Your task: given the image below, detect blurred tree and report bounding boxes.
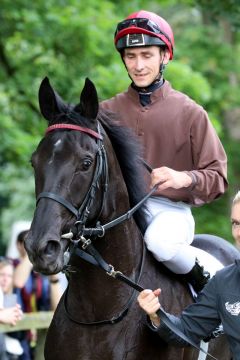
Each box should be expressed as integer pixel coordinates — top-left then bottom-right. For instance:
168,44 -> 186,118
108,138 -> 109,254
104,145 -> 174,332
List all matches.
0,0 -> 123,247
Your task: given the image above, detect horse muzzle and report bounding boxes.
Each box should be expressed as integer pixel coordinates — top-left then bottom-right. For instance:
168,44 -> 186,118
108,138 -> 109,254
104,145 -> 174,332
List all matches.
25,235 -> 67,274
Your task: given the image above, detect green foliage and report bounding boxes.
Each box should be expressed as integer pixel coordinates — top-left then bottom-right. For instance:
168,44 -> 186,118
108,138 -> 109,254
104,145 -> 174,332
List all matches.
193,194 -> 233,244
165,61 -> 211,105
197,0 -> 240,29
0,164 -> 35,251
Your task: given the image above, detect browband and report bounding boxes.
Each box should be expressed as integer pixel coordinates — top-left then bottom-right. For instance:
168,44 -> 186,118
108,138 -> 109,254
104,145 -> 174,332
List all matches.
46,123 -> 103,140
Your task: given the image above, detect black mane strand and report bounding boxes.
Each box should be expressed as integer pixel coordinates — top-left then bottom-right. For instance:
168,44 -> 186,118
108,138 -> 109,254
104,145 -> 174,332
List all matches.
98,109 -> 148,234
48,104 -> 92,128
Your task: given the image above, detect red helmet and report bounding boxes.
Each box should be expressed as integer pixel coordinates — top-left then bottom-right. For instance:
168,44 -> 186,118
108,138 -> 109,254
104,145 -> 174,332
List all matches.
114,10 -> 174,60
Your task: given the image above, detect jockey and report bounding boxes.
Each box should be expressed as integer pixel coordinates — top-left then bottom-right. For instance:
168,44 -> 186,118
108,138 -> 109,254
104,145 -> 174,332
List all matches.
100,10 -> 228,293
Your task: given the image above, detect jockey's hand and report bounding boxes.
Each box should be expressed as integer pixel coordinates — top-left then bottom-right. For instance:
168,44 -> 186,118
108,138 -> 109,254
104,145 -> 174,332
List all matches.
151,167 -> 192,191
137,289 -> 161,327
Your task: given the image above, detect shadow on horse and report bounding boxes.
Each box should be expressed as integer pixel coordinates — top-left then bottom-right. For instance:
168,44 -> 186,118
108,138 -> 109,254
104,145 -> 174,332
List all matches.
25,77 -> 239,360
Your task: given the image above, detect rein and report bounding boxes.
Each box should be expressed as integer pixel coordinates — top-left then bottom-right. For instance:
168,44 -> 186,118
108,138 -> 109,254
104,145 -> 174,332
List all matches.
63,236 -> 146,326
38,123 -> 217,360
64,235 -> 217,360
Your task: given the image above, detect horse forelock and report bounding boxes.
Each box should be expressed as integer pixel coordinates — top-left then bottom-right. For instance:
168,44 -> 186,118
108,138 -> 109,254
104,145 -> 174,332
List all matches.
47,104 -> 93,128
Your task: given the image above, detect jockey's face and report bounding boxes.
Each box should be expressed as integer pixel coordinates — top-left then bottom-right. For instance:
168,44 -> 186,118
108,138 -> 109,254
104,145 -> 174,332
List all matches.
123,46 -> 169,88
231,201 -> 240,250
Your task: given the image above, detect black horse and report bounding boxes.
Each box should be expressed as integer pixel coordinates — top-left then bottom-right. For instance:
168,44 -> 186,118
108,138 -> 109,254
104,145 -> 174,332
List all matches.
25,77 -> 238,360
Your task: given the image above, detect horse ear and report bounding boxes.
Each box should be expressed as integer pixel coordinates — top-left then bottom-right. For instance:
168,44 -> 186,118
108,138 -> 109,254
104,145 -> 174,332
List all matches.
38,77 -> 67,122
75,78 -> 99,121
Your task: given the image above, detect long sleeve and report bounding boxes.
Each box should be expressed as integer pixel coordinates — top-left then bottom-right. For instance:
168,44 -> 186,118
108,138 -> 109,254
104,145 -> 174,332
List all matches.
149,278 -> 221,346
185,107 -> 227,205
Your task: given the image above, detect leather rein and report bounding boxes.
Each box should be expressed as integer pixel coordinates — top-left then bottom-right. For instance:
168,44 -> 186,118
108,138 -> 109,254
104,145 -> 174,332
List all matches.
36,123 -> 217,360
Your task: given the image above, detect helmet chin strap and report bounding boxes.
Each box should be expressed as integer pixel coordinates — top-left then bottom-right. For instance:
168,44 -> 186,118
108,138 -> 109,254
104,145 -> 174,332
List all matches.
131,73 -> 163,93
132,75 -> 164,107
160,62 -> 165,74
131,60 -> 165,106
129,59 -> 166,93
129,73 -> 163,93
121,49 -> 166,92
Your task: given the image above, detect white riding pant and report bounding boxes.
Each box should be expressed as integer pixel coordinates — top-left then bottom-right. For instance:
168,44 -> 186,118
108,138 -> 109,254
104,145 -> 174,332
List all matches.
144,197 -> 223,277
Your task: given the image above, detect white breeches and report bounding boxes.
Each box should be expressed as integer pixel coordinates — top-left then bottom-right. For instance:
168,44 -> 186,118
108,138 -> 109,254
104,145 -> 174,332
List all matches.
144,197 -> 223,276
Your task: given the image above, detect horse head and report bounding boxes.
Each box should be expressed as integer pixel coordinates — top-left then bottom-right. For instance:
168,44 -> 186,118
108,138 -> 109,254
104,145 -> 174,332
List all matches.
25,77 -> 106,274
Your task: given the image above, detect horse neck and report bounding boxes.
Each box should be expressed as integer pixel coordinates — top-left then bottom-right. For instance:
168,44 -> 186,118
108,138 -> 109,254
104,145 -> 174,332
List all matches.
98,152 -> 143,271
65,133 -> 145,318
65,215 -> 143,322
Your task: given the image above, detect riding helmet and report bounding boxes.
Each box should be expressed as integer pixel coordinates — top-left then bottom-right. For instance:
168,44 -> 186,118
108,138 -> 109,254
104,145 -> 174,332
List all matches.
114,10 -> 174,60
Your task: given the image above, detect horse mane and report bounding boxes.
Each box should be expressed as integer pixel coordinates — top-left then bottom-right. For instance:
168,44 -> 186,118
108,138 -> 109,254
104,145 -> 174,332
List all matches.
98,109 -> 148,234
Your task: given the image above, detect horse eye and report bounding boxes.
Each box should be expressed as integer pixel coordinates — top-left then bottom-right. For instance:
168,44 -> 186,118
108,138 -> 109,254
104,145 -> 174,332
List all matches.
82,158 -> 93,170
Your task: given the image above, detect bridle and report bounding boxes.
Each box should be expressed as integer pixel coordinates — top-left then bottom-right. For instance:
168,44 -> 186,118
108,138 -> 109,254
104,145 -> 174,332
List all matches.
37,122 -> 156,242
37,122 -> 108,238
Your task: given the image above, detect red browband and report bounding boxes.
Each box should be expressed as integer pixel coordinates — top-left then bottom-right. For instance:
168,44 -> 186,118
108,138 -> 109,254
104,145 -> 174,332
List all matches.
45,124 -> 103,140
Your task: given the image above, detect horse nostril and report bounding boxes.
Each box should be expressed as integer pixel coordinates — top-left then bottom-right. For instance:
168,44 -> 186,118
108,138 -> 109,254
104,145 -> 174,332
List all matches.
44,240 -> 60,257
